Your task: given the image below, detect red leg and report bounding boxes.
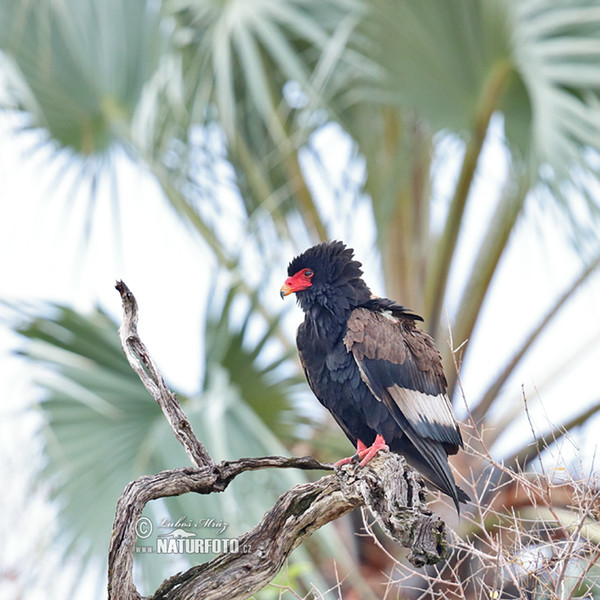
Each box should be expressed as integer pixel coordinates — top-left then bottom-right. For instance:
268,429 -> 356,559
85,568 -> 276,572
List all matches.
358,434 -> 389,466
334,436 -> 389,468
334,439 -> 367,468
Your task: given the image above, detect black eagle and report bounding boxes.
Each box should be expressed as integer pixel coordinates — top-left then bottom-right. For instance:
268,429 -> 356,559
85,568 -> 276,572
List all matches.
281,241 -> 469,512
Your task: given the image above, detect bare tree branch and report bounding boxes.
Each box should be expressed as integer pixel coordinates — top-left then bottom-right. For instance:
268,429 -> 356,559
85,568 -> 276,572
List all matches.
115,280 -> 212,468
108,454 -> 446,600
151,455 -> 445,600
108,281 -> 448,600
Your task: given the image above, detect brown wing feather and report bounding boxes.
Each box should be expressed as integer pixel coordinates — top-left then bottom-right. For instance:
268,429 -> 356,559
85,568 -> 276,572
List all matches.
344,307 -> 463,449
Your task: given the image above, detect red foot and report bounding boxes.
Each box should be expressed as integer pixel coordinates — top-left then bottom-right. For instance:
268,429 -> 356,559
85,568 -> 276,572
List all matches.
334,455 -> 355,468
358,434 -> 389,466
333,436 -> 389,468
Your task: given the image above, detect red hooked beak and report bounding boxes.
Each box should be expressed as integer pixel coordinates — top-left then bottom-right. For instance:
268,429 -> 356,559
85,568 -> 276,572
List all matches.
280,270 -> 314,299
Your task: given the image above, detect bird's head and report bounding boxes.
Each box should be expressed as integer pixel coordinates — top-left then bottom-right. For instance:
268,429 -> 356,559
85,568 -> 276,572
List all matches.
280,241 -> 371,314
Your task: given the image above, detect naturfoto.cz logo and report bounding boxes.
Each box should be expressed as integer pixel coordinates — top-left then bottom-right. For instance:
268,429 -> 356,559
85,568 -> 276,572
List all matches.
134,516 -> 250,555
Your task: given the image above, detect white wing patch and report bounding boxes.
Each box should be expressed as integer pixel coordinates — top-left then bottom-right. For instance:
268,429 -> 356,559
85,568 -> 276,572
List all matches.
388,385 -> 456,430
355,358 -> 457,436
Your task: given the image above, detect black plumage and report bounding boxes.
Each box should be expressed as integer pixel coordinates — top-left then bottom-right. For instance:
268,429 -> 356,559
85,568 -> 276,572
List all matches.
281,241 -> 469,512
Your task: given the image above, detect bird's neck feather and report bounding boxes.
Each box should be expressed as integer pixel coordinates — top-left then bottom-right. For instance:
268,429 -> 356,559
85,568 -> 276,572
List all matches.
300,280 -> 370,341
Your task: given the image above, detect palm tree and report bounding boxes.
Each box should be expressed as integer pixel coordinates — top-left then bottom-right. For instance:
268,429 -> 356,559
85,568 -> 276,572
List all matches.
2,0 -> 600,597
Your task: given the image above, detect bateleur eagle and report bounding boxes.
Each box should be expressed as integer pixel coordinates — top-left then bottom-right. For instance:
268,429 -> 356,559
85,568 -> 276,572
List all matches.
281,240 -> 469,512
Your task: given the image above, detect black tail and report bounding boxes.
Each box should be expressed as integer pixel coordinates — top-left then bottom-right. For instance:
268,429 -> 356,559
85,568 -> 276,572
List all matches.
391,438 -> 470,514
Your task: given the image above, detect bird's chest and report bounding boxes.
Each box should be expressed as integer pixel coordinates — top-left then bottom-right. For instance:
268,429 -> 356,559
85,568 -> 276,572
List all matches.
297,319 -> 362,403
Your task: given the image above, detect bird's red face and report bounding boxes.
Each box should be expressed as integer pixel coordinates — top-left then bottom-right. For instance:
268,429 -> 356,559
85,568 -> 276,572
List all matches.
280,268 -> 314,298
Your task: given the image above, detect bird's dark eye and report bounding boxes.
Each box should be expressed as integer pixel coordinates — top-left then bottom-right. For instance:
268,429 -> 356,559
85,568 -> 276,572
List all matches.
304,269 -> 314,278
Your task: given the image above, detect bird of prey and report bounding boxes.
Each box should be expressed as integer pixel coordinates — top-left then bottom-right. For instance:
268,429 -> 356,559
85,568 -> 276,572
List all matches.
280,240 -> 469,511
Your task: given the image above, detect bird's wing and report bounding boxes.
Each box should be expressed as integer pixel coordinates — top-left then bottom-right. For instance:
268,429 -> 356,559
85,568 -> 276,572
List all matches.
344,307 -> 463,451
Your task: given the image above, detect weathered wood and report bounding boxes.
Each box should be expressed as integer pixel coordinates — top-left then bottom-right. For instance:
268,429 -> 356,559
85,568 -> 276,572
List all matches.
108,456 -> 335,600
108,453 -> 446,600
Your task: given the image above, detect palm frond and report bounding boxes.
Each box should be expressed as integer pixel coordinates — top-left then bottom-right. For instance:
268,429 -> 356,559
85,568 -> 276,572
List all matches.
203,282 -> 305,440
1,0 -> 161,156
15,305 -> 163,590
514,2 -> 600,171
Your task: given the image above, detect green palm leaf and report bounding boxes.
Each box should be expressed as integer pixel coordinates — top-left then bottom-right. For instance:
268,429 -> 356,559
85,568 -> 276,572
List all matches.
367,0 -> 600,173
1,0 -> 161,156
16,307 -> 163,570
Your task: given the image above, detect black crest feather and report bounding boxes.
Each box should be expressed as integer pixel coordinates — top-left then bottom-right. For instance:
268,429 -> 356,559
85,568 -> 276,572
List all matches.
287,240 -> 363,281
